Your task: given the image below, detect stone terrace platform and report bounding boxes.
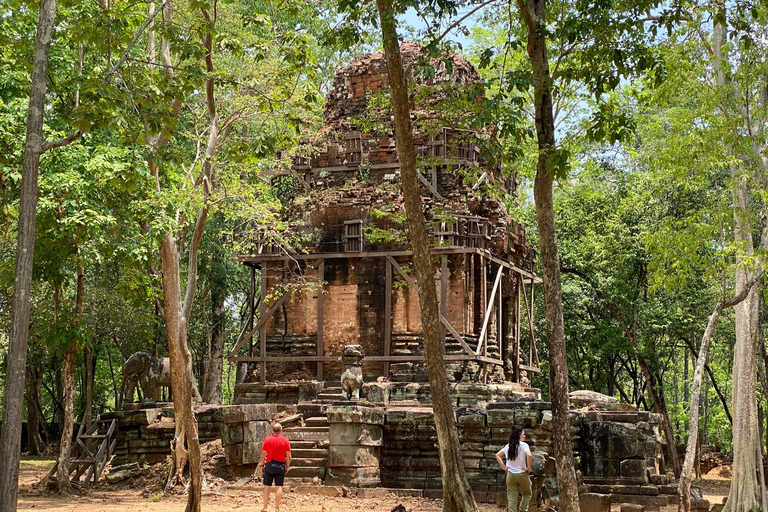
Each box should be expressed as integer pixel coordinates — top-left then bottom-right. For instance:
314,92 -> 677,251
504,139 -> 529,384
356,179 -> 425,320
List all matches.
104,383 -> 711,511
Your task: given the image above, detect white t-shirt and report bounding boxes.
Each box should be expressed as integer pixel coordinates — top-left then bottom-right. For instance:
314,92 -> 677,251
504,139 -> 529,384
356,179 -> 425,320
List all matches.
499,442 -> 531,474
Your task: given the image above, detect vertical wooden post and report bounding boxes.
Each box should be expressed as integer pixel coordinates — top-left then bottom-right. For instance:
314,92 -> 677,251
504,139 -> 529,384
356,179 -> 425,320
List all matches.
249,265 -> 255,357
259,263 -> 267,383
440,256 -> 447,353
529,278 -> 535,367
480,255 -> 487,381
384,258 -> 392,378
317,259 -> 324,381
514,274 -> 521,382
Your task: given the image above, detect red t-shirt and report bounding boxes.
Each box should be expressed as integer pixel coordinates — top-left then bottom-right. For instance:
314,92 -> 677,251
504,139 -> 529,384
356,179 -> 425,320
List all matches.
262,434 -> 291,462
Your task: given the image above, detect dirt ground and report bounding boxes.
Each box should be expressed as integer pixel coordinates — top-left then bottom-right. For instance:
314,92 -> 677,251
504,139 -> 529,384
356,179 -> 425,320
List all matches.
16,460 -> 730,512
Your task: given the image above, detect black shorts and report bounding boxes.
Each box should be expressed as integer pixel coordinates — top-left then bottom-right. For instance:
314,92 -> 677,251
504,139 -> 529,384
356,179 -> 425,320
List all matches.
263,461 -> 286,486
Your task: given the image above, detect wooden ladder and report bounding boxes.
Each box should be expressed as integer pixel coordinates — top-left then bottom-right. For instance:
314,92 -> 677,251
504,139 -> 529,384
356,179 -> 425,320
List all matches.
39,418 -> 118,490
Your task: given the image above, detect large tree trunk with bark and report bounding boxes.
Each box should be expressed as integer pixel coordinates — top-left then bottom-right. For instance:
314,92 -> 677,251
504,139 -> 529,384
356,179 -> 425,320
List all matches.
25,364 -> 44,456
57,261 -> 84,493
0,0 -> 57,506
373,3 -> 477,511
516,0 -> 581,509
723,175 -> 761,512
160,236 -> 203,512
678,281 -> 756,512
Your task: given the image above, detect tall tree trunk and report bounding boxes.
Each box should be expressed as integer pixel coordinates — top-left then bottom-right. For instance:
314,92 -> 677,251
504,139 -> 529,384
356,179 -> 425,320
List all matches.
204,246 -> 225,404
0,0 -> 57,506
25,364 -> 43,456
159,235 -> 203,511
373,3 -> 477,511
57,260 -> 85,493
724,175 -> 761,512
678,282 -> 755,512
516,0 -> 581,509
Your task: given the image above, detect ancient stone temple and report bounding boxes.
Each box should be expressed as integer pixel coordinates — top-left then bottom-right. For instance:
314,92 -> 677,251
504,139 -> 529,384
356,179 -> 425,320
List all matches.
229,42 -> 541,389
102,46 -> 703,512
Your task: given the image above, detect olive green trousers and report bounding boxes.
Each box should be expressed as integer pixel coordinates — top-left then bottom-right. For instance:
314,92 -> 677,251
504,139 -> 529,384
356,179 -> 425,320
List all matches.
505,471 -> 532,512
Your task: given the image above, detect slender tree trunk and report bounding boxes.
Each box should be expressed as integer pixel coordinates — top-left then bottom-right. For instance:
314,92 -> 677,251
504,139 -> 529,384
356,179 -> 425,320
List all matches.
56,346 -> 77,493
57,260 -> 84,493
0,0 -> 57,506
515,0 -> 581,509
25,364 -> 43,456
373,3 -> 477,511
683,336 -> 732,424
159,236 -> 203,511
678,283 -> 754,512
204,247 -> 225,404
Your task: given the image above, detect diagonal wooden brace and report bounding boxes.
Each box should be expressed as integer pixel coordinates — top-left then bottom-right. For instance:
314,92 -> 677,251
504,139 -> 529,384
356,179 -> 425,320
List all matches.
386,256 -> 475,356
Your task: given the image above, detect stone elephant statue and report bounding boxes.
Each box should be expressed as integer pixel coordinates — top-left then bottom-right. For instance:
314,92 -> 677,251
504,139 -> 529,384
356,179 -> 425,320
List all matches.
119,352 -> 201,408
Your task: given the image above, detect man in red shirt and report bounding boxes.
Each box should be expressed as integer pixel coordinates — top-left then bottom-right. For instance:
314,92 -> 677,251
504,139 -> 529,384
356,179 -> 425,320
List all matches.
259,422 -> 291,512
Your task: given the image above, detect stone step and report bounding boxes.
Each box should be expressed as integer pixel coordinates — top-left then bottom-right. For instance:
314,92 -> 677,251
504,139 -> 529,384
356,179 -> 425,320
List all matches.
285,467 -> 327,479
292,448 -> 329,459
305,417 -> 328,427
288,440 -> 318,449
322,386 -> 343,392
284,430 -> 330,442
290,457 -> 328,467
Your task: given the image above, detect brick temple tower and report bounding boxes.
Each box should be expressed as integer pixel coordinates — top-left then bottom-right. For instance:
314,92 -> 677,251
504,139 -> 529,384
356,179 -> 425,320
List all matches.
229,43 -> 540,389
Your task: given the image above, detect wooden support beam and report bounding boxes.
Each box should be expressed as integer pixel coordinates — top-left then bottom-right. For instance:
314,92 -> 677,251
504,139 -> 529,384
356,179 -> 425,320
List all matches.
418,170 -> 443,199
260,263 -> 268,382
317,259 -> 324,381
387,256 -> 475,356
230,354 -> 504,364
476,264 -> 503,355
440,256 -> 447,351
521,278 -> 538,369
249,266 -> 255,357
514,274 -> 521,381
384,258 -> 392,378
226,266 -> 292,364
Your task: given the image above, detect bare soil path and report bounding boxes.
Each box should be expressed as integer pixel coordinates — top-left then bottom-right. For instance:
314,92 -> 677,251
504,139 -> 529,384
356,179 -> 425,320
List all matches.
16,460 -> 729,512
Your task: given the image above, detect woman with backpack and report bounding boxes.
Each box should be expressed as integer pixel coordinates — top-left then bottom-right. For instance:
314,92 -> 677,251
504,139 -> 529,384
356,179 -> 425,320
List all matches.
495,426 -> 533,512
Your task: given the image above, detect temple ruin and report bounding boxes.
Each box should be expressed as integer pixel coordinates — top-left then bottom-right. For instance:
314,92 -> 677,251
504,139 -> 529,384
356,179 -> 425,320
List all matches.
98,45 -> 710,511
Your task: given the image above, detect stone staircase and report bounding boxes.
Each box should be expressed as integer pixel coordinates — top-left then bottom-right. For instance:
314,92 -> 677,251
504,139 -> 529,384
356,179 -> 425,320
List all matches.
315,386 -> 345,403
282,416 -> 330,483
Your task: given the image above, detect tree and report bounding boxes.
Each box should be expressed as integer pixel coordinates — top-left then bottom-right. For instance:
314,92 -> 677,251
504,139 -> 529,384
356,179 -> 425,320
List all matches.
0,0 -> 65,506
373,2 -> 478,511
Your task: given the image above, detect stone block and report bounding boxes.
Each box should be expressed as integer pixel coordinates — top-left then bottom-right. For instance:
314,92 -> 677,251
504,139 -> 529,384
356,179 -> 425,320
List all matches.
121,408 -> 162,427
329,445 -> 380,468
223,424 -> 244,445
515,410 -> 542,427
609,435 -> 645,459
457,412 -> 486,428
620,505 -> 645,512
222,404 -> 278,424
243,421 -> 271,443
620,459 -> 648,480
225,443 -> 243,465
242,441 -> 262,464
294,485 -> 343,497
355,487 -> 389,498
363,382 -> 390,403
330,423 -> 383,446
580,493 -> 611,512
487,408 -> 515,427
326,466 -> 381,487
327,405 -> 385,425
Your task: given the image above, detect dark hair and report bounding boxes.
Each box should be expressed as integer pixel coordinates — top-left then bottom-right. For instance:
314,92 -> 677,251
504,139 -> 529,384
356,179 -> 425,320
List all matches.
507,426 -> 523,460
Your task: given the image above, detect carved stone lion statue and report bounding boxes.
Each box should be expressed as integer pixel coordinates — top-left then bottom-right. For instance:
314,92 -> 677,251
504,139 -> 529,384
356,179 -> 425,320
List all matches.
120,352 -> 201,408
340,344 -> 365,400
